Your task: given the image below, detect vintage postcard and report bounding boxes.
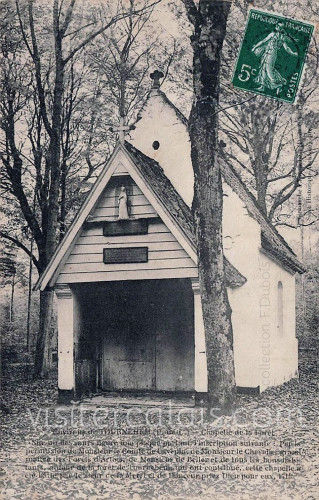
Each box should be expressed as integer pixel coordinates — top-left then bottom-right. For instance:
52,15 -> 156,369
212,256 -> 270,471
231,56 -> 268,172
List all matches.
0,1 -> 318,499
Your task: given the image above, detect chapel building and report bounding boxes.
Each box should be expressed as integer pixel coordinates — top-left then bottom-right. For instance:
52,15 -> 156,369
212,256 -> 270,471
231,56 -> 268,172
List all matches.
36,73 -> 304,403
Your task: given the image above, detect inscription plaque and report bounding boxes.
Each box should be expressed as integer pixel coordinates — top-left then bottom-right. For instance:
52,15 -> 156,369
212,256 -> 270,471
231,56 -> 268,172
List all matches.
103,247 -> 148,264
103,219 -> 148,236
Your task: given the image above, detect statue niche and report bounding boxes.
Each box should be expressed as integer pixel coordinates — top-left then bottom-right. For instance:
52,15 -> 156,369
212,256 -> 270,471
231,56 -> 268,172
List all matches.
118,186 -> 129,220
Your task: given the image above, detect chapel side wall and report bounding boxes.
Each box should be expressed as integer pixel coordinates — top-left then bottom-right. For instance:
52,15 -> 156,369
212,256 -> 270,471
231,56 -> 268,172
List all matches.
257,253 -> 298,392
223,183 -> 261,389
223,183 -> 298,391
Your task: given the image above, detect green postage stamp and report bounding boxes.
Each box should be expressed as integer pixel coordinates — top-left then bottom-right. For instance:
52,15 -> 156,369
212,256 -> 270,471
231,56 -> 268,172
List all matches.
232,9 -> 315,103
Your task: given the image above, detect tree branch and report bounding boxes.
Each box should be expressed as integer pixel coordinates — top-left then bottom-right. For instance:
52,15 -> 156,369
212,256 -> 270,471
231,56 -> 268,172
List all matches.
268,180 -> 300,220
26,0 -> 52,136
221,150 -> 253,176
63,0 -> 162,65
0,231 -> 40,271
60,0 -> 76,37
274,219 -> 318,229
180,0 -> 200,26
218,95 -> 256,117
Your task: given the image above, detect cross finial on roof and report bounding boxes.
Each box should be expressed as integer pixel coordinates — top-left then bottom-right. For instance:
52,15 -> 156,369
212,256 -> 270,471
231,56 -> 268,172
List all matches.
150,70 -> 164,89
109,116 -> 134,144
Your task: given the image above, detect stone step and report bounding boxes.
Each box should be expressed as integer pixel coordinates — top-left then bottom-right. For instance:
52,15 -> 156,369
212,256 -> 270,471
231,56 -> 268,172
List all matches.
80,393 -> 195,408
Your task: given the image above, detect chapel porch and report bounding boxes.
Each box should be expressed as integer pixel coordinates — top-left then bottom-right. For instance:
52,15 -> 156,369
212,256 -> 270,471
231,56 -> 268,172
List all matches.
55,278 -> 208,403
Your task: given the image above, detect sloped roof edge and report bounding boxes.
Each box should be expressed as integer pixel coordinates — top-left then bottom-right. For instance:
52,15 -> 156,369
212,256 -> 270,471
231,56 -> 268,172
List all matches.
220,161 -> 305,274
135,85 -> 304,274
135,88 -> 188,127
34,143 -> 124,291
158,90 -> 188,126
124,141 -> 247,288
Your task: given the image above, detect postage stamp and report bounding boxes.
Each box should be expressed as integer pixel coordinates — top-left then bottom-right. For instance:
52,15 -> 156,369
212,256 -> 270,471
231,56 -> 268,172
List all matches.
232,9 -> 315,103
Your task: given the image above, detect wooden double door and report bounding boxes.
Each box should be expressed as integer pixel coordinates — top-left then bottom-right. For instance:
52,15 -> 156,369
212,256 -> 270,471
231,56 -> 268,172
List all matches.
100,279 -> 194,392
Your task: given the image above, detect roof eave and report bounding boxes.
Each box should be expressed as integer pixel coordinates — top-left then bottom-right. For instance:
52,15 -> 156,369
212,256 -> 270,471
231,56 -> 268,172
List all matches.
225,259 -> 247,288
260,243 -> 306,275
260,232 -> 305,274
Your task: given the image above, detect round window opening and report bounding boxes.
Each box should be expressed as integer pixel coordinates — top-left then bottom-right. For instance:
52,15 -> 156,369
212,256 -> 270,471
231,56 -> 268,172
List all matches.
152,140 -> 160,150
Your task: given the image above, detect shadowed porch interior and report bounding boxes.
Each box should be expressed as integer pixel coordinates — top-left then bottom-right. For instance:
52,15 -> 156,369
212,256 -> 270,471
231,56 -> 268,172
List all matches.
72,279 -> 195,398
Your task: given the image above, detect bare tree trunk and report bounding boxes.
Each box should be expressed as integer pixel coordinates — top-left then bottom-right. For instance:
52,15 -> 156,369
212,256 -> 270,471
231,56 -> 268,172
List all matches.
183,0 -> 235,410
34,289 -> 54,377
9,273 -> 15,323
33,1 -> 64,377
254,158 -> 268,215
59,159 -> 67,241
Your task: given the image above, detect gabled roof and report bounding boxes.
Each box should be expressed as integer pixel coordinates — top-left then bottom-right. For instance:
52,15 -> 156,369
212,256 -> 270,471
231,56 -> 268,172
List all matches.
35,142 -> 247,291
124,142 -> 194,244
135,88 -> 188,127
136,85 -> 304,274
126,141 -> 304,275
124,142 -> 247,287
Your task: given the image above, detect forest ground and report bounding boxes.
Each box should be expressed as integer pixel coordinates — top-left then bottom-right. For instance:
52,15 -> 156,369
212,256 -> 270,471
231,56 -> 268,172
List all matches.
0,348 -> 318,500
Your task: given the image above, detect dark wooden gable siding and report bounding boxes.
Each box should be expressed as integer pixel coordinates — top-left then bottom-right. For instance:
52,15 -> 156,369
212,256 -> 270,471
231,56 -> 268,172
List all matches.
89,175 -> 157,221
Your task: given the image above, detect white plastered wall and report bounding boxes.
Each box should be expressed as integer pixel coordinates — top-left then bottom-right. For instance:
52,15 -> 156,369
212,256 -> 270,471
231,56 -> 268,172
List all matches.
129,87 -> 298,392
128,89 -> 194,207
256,253 -> 298,392
223,183 -> 298,391
223,183 -> 261,389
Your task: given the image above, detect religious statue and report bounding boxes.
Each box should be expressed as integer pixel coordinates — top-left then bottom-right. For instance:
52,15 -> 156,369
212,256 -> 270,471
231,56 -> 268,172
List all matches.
252,23 -> 298,94
118,186 -> 129,219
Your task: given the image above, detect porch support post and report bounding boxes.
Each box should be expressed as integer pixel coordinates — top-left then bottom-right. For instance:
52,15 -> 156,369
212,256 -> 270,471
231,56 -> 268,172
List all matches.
55,284 -> 74,403
191,279 -> 208,396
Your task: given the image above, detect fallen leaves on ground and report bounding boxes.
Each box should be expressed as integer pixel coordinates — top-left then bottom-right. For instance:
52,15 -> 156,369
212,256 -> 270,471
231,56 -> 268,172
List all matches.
0,351 -> 318,500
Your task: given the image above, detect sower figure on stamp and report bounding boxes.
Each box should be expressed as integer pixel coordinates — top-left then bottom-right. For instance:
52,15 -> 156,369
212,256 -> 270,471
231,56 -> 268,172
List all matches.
252,23 -> 298,94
